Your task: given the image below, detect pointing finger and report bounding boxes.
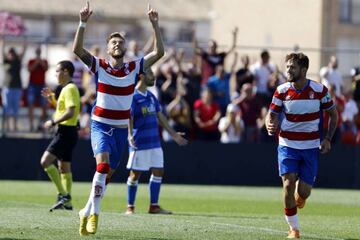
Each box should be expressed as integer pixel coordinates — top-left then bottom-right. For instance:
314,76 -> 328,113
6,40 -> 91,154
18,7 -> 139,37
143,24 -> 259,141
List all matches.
86,1 -> 89,9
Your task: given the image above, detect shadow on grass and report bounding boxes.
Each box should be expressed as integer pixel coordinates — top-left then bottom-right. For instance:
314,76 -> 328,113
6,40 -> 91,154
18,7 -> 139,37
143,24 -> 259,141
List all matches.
174,212 -> 269,220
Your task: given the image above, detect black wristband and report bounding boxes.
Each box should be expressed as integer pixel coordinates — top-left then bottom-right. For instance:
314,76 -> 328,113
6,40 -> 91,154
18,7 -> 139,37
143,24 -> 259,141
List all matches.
51,119 -> 56,126
325,136 -> 332,142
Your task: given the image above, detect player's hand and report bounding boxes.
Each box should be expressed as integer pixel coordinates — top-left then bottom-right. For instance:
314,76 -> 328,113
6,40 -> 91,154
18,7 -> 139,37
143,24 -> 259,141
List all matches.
266,118 -> 278,136
41,87 -> 54,99
320,139 -> 331,154
172,132 -> 188,146
128,135 -> 137,149
147,4 -> 159,25
80,1 -> 93,22
44,120 -> 54,129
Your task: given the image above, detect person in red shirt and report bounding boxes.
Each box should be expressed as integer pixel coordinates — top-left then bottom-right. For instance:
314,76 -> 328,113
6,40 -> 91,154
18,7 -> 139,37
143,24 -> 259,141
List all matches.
27,46 -> 48,131
193,87 -> 221,141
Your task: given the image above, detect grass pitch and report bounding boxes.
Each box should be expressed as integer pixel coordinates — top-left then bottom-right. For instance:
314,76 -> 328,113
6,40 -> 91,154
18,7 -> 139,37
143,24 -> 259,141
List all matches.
0,180 -> 359,240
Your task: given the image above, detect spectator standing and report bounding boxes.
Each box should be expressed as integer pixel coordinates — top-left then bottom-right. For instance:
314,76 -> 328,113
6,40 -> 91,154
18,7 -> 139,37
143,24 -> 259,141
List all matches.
207,52 -> 237,116
320,56 -> 343,97
233,55 -> 254,96
1,37 -> 26,133
193,27 -> 238,85
250,50 -> 276,106
27,46 -> 48,132
341,90 -> 358,144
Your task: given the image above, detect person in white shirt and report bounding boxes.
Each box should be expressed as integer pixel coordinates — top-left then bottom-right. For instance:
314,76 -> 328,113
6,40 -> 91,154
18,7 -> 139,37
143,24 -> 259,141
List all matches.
218,103 -> 243,143
250,50 -> 276,93
319,55 -> 343,97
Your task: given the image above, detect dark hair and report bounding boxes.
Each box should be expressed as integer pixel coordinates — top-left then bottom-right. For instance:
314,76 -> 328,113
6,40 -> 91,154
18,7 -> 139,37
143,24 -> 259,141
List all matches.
285,52 -> 309,70
260,50 -> 269,59
106,32 -> 125,43
58,60 -> 75,77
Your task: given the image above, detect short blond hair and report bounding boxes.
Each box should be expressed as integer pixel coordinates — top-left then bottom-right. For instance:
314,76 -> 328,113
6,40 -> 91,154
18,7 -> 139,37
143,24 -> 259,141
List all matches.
106,32 -> 125,43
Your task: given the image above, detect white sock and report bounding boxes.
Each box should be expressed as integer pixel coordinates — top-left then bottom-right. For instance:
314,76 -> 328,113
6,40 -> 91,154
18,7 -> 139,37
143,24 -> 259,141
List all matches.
89,172 -> 107,215
285,214 -> 299,230
80,197 -> 92,217
80,184 -> 108,217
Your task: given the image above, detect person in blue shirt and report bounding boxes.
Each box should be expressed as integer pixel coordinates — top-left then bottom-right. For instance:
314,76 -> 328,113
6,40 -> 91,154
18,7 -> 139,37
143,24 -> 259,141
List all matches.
207,53 -> 237,116
126,68 -> 188,214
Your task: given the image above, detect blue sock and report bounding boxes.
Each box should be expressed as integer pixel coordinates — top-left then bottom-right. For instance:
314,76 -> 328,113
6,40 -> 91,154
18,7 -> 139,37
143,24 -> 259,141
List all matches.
149,175 -> 162,205
127,178 -> 138,206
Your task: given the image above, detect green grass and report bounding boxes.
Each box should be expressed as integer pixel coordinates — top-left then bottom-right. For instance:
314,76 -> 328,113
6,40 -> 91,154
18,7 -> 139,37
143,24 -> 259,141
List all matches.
0,180 -> 359,240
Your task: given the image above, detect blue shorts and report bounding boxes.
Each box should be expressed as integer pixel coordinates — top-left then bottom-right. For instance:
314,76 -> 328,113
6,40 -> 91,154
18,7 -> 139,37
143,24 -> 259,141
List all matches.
1,87 -> 22,116
90,120 -> 128,169
278,145 -> 319,186
27,84 -> 46,106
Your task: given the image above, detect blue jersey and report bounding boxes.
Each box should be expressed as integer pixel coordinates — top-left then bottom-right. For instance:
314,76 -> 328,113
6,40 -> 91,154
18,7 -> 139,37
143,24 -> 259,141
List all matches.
130,90 -> 161,151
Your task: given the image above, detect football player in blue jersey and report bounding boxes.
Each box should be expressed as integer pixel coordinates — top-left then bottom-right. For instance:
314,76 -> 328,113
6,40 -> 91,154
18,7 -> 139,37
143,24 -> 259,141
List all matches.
125,68 -> 188,214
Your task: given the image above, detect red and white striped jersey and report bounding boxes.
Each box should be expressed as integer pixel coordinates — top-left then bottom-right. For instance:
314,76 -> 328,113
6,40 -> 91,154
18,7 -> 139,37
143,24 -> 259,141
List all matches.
89,56 -> 144,126
269,80 -> 334,149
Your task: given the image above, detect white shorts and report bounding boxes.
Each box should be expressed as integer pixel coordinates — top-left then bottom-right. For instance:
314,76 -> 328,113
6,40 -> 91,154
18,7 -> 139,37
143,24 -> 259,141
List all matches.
126,148 -> 164,171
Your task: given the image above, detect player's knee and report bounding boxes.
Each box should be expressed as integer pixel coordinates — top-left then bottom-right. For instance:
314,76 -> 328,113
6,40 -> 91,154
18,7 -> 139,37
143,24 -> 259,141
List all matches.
58,164 -> 70,174
151,169 -> 164,177
40,155 -> 50,168
283,179 -> 296,193
298,188 -> 311,199
129,171 -> 141,181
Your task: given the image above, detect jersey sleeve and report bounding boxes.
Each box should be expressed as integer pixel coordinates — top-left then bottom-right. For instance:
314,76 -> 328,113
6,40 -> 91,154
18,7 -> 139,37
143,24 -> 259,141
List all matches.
136,57 -> 144,75
320,86 -> 335,110
87,56 -> 99,74
269,89 -> 284,114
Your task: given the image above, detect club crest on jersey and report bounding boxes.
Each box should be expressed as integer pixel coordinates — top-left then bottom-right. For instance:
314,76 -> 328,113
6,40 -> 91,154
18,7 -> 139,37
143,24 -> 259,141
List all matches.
105,67 -> 112,73
309,91 -> 314,99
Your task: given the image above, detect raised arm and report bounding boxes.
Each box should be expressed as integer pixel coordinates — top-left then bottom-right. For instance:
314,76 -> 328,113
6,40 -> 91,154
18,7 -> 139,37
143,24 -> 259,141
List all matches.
18,38 -> 27,60
144,4 -> 165,69
225,27 -> 238,56
73,1 -> 94,68
229,52 -> 239,99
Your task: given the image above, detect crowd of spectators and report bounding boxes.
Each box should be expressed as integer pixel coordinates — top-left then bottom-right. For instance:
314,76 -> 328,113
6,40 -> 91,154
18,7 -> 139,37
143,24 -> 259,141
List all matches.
2,34 -> 360,145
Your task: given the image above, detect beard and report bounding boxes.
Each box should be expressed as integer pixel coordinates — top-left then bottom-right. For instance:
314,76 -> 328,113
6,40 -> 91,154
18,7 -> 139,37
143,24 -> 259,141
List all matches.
111,51 -> 125,59
287,73 -> 300,83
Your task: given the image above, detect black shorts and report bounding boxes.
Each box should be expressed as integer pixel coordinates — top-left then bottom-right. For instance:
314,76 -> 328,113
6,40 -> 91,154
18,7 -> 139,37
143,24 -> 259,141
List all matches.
46,125 -> 78,162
